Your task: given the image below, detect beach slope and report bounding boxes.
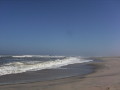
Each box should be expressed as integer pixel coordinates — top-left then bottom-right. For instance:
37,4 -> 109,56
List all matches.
0,57 -> 120,90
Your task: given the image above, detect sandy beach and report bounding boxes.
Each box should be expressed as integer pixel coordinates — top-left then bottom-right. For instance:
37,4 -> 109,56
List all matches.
0,57 -> 120,90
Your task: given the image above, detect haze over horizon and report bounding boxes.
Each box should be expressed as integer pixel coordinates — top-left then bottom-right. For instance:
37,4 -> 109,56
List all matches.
0,0 -> 120,56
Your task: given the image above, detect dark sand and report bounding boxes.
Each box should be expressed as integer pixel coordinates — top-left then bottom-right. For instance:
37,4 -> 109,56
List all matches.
0,57 -> 120,90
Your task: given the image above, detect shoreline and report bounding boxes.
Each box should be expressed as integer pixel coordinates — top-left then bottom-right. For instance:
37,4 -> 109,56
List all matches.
0,58 -> 95,85
0,57 -> 120,90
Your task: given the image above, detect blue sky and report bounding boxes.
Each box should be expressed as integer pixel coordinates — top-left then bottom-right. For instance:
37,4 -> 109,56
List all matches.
0,0 -> 120,56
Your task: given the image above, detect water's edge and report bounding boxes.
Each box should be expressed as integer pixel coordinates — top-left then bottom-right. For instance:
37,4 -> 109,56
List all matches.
0,59 -> 102,86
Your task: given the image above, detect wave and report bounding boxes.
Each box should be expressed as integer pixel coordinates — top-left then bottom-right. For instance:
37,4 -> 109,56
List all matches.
12,55 -> 65,58
12,55 -> 33,58
0,57 -> 93,76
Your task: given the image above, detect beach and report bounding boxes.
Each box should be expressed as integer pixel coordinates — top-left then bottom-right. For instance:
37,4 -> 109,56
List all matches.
0,57 -> 120,90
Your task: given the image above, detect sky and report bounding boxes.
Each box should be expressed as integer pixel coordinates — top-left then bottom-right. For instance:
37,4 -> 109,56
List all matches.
0,0 -> 120,56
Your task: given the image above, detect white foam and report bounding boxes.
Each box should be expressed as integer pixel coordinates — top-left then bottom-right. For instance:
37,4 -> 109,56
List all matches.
0,57 -> 93,76
12,55 -> 65,58
12,55 -> 33,58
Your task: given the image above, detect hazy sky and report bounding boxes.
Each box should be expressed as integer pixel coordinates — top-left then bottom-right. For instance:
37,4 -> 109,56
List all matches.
0,0 -> 120,56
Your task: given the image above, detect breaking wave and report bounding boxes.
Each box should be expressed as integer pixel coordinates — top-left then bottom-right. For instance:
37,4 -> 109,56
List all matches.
0,56 -> 92,76
12,55 -> 65,58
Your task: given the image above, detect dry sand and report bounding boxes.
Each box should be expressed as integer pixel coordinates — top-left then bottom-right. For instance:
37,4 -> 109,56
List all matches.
0,57 -> 120,90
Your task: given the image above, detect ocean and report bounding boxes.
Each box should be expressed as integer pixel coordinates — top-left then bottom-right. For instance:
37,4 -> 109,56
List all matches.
0,55 -> 93,85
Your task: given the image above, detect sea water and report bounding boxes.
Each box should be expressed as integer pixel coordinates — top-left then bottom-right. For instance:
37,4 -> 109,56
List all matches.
0,55 -> 93,85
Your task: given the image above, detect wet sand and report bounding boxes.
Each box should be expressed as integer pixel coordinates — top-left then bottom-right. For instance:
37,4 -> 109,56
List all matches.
0,57 -> 120,90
